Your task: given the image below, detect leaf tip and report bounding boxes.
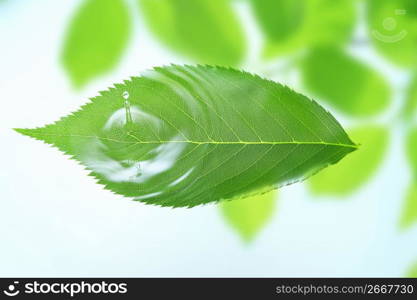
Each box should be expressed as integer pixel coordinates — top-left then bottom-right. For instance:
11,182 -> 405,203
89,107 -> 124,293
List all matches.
13,128 -> 33,137
13,127 -> 47,144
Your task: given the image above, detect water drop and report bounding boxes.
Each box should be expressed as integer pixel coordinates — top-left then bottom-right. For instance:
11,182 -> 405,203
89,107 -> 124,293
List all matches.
123,91 -> 133,125
129,162 -> 142,181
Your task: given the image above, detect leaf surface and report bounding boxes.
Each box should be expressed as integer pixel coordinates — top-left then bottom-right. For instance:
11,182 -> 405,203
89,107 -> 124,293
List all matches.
367,0 -> 417,68
400,182 -> 417,229
139,0 -> 245,66
301,47 -> 391,117
309,126 -> 388,196
16,65 -> 356,207
62,0 -> 131,88
220,190 -> 277,242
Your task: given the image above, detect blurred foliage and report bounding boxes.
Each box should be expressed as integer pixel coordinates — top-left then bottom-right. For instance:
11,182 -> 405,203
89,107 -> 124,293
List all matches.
252,0 -> 356,58
408,262 -> 417,277
407,128 -> 417,176
301,47 -> 391,117
403,128 -> 417,228
61,0 -> 131,88
220,190 -> 277,242
400,183 -> 417,229
251,0 -> 304,43
403,74 -> 417,121
367,0 -> 417,68
309,126 -> 388,196
139,0 -> 245,66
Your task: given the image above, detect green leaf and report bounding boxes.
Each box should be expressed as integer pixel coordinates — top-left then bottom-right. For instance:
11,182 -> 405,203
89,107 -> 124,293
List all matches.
62,0 -> 131,88
251,0 -> 305,43
367,0 -> 417,68
220,190 -> 277,242
261,0 -> 356,58
400,182 -> 417,229
301,47 -> 391,117
305,0 -> 356,46
407,127 -> 417,176
139,0 -> 245,66
16,65 -> 356,208
403,73 -> 417,121
309,126 -> 388,196
408,262 -> 417,277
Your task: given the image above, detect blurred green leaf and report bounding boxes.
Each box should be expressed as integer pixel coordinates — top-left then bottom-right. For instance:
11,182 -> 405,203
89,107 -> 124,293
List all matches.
408,261 -> 417,277
262,0 -> 356,58
400,182 -> 417,229
139,0 -> 245,66
403,127 -> 417,229
403,73 -> 417,121
251,0 -> 305,43
407,127 -> 417,176
304,0 -> 356,46
220,190 -> 276,242
62,0 -> 131,88
309,126 -> 388,196
15,65 -> 357,207
367,0 -> 417,68
301,47 -> 391,117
